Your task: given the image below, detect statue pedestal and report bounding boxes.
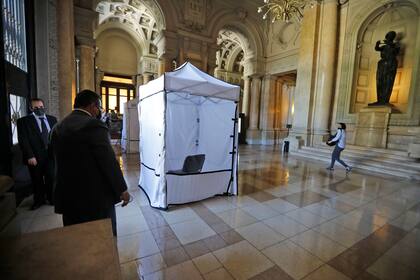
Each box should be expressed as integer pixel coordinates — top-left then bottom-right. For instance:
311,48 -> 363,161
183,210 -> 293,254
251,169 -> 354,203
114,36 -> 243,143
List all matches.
408,128 -> 420,158
354,106 -> 392,148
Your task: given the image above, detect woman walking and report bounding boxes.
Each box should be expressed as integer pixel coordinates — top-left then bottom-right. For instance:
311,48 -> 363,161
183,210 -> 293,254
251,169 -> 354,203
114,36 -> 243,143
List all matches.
327,123 -> 352,172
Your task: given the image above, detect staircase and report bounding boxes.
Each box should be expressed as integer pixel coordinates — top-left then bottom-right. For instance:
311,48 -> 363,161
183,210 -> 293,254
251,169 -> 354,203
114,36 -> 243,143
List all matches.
293,144 -> 420,180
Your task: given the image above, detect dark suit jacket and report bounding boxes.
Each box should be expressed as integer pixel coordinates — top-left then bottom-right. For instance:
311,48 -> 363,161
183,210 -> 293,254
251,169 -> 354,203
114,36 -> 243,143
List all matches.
51,110 -> 127,219
17,114 -> 57,163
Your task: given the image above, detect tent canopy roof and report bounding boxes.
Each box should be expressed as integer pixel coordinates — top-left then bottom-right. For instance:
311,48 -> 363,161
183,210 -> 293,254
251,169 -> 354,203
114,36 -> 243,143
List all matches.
140,62 -> 240,101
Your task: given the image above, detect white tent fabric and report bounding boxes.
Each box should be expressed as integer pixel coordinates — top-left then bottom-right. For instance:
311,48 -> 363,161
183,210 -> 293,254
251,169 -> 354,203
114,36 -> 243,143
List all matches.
139,62 -> 239,209
140,62 -> 240,101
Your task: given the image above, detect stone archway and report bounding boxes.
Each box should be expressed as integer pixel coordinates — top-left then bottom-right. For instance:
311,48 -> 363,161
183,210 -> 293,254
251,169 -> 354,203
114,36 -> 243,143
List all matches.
207,11 -> 266,143
95,0 -> 166,82
350,4 -> 419,114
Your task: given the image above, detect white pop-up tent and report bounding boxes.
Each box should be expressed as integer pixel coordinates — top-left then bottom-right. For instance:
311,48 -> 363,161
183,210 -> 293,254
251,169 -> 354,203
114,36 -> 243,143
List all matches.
138,62 -> 240,209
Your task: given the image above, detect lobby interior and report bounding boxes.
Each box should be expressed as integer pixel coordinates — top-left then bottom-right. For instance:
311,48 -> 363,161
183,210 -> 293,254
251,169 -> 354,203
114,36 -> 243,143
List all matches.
1,0 -> 420,279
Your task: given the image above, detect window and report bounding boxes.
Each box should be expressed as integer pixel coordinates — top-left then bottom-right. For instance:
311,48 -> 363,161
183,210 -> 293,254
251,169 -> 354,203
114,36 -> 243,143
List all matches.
100,74 -> 135,115
2,0 -> 28,71
9,94 -> 26,144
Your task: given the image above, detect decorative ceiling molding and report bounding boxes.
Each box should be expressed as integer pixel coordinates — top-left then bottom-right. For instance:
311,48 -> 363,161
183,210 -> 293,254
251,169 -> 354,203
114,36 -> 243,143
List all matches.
216,28 -> 250,74
95,0 -> 164,56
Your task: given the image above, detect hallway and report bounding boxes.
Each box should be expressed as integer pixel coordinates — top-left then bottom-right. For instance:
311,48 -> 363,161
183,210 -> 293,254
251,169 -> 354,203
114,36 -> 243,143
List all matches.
2,146 -> 420,279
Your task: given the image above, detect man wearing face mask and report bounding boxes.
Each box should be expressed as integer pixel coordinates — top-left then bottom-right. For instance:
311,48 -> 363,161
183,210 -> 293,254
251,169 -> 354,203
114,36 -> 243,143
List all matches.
50,90 -> 130,236
17,98 -> 58,210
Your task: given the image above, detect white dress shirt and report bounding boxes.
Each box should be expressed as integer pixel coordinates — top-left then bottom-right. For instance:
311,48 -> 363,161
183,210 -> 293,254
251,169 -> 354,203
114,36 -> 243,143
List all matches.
32,113 -> 51,133
330,129 -> 346,149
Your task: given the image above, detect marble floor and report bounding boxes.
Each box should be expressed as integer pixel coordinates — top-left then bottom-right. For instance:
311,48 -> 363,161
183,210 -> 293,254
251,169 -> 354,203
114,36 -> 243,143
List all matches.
2,145 -> 420,280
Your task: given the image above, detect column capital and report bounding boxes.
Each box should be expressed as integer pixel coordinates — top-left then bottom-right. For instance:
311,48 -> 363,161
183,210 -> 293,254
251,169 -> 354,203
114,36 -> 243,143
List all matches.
263,74 -> 278,81
250,74 -> 263,79
75,37 -> 95,48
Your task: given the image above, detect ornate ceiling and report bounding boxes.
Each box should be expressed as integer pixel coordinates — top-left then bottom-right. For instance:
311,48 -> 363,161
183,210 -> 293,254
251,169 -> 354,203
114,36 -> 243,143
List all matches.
217,28 -> 251,74
95,0 -> 163,56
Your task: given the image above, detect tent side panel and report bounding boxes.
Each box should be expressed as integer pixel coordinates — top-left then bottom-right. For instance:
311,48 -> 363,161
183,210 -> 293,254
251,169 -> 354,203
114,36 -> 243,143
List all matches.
164,94 -> 199,171
198,100 -> 235,172
166,172 -> 231,205
139,91 -> 167,208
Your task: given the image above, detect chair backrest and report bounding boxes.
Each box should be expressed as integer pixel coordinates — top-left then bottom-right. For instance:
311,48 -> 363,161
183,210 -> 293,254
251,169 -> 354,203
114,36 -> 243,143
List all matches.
182,154 -> 205,173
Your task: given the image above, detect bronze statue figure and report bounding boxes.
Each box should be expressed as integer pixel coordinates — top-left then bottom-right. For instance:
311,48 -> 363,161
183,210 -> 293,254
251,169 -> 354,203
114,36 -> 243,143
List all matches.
369,31 -> 400,106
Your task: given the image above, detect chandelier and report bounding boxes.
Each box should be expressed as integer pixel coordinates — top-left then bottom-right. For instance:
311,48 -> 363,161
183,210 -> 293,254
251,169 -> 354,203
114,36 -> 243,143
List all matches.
257,0 -> 319,23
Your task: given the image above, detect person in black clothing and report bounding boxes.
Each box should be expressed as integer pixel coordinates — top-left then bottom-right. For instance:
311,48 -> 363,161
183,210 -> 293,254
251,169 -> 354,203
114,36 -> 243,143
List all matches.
17,98 -> 57,210
51,90 -> 130,236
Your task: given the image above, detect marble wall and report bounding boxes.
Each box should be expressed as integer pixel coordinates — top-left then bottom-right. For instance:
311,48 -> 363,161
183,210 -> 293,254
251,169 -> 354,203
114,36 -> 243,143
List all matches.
39,0 -> 420,153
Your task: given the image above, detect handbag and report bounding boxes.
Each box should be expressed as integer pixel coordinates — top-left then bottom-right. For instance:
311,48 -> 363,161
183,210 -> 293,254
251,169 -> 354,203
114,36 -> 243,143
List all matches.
326,133 -> 338,146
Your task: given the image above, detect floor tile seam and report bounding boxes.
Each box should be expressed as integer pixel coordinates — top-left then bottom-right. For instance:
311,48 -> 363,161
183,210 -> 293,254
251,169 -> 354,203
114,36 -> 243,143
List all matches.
191,251 -> 223,277
389,211 -> 420,226
328,218 -> 371,237
282,209 -> 330,227
303,207 -> 343,220
293,226 -> 354,251
118,227 -> 152,238
136,254 -> 169,277
260,239 -> 324,279
117,212 -> 147,220
287,235 -> 341,262
346,209 -> 391,226
369,254 -> 420,278
328,223 -> 410,275
381,249 -> 420,274
327,251 -> 378,279
229,240 -> 277,269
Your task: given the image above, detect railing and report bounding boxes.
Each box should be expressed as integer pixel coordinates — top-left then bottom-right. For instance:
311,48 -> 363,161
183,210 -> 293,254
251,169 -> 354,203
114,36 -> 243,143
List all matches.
2,0 -> 27,72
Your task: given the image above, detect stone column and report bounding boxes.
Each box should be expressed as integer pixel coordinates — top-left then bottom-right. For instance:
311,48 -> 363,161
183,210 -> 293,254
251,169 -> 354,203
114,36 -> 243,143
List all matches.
246,76 -> 262,144
78,44 -> 95,91
34,0 -> 50,110
133,74 -> 143,98
287,85 -> 296,125
207,43 -> 219,76
259,75 -> 278,145
56,0 -> 76,119
289,3 -> 320,148
241,77 -> 251,116
143,73 -> 153,84
312,0 -> 338,145
249,76 -> 262,130
95,69 -> 104,95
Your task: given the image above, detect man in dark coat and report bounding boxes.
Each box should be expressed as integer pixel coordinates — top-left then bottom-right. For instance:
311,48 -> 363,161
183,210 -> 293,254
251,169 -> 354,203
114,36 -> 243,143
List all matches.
17,98 -> 57,210
51,90 -> 130,236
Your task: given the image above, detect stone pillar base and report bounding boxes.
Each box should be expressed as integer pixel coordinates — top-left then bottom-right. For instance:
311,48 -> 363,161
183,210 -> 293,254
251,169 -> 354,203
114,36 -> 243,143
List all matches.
408,143 -> 420,158
284,136 -> 305,151
312,132 -> 330,146
246,129 -> 262,145
261,130 -> 277,145
354,106 -> 392,148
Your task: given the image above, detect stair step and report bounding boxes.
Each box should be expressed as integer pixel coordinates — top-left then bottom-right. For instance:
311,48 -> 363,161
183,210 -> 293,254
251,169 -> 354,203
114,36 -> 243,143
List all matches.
293,152 -> 420,180
293,148 -> 420,180
297,148 -> 420,172
302,147 -> 420,169
311,145 -> 415,162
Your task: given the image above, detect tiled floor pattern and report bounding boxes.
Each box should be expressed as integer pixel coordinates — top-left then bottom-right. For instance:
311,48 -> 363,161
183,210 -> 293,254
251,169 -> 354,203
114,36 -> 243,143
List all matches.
2,145 -> 420,279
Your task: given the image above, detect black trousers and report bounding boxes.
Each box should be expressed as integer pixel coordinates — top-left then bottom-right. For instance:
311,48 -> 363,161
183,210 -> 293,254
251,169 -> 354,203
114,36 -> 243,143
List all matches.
28,158 -> 54,205
62,207 -> 117,236
329,145 -> 349,168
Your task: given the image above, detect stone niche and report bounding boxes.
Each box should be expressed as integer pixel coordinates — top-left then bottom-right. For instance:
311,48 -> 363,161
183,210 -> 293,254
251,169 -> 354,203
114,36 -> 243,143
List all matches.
350,5 -> 418,114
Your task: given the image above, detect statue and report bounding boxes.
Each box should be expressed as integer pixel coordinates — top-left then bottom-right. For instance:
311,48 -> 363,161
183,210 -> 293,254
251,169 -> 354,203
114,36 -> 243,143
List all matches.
369,31 -> 400,106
